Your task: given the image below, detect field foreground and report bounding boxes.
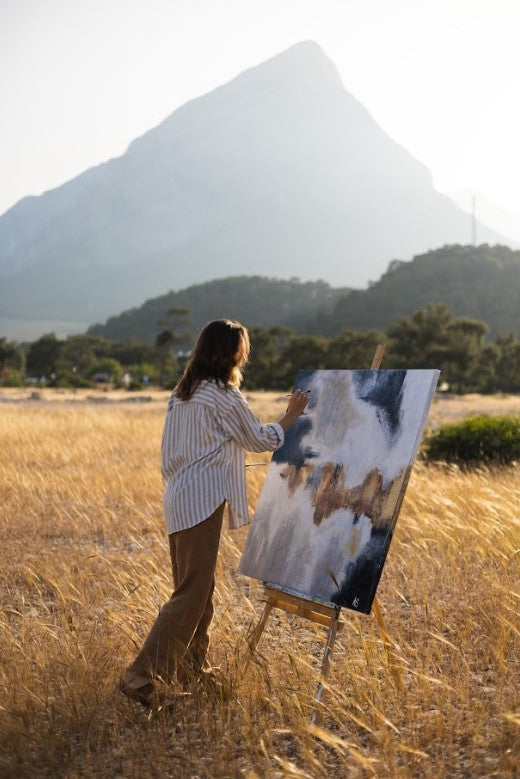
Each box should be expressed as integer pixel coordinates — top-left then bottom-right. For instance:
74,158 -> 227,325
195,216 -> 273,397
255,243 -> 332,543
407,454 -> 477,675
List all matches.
0,394 -> 519,778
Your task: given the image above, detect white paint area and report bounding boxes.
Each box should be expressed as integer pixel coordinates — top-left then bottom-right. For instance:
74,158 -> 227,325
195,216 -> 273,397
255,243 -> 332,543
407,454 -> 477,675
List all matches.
301,370 -> 437,487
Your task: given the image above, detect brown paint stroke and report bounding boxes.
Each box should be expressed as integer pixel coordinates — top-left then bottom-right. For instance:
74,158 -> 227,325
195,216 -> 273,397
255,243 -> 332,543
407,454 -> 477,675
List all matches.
279,462 -> 408,527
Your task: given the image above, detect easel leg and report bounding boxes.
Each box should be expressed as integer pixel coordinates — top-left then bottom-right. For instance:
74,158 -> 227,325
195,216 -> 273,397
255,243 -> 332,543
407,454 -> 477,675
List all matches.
244,600 -> 273,667
310,611 -> 340,725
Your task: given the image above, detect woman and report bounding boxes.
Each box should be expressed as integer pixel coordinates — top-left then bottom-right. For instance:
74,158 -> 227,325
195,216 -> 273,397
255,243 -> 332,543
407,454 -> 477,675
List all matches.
120,319 -> 309,706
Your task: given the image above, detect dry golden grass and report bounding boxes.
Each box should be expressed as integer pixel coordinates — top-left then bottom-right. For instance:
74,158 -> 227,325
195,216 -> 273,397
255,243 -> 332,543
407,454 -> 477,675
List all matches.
0,393 -> 519,778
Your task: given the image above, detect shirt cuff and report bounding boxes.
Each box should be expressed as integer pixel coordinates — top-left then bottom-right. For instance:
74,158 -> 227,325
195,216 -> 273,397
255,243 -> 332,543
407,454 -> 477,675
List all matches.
268,422 -> 285,449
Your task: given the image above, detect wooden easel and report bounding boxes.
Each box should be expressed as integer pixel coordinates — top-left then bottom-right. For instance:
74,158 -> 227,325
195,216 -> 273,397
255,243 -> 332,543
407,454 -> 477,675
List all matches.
245,344 -> 389,723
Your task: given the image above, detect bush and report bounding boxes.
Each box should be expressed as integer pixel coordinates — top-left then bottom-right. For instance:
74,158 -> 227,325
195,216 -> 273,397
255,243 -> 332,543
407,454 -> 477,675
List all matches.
0,368 -> 24,387
423,415 -> 520,465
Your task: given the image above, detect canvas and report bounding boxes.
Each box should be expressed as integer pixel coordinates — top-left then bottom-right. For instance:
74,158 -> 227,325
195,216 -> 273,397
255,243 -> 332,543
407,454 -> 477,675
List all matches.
239,369 -> 439,613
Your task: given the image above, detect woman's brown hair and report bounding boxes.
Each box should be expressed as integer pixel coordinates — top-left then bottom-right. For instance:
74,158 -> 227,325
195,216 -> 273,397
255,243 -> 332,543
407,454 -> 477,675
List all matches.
175,319 -> 250,400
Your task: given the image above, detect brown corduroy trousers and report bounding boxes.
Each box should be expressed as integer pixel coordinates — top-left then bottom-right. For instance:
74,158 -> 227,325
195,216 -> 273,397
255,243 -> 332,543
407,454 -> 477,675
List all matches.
128,502 -> 225,684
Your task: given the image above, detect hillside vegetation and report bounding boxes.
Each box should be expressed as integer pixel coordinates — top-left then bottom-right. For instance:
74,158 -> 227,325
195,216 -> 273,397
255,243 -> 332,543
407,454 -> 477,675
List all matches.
88,277 -> 346,342
87,245 -> 520,344
309,244 -> 520,337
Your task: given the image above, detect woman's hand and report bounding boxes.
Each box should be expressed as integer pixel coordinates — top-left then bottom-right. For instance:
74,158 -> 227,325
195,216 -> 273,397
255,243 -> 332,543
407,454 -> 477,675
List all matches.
286,389 -> 310,416
278,389 -> 310,433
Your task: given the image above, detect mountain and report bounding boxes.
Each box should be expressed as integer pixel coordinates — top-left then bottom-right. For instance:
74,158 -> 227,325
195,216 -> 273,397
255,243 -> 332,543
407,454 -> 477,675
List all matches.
87,276 -> 347,342
305,244 -> 520,338
0,41 -> 505,340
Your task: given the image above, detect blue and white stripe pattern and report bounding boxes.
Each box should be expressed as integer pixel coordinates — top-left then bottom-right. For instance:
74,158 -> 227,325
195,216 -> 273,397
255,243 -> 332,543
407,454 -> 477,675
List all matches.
161,380 -> 284,533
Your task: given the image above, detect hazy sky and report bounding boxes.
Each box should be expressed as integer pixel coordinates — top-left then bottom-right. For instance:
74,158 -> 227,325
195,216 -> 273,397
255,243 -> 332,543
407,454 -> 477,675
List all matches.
2,0 -> 519,217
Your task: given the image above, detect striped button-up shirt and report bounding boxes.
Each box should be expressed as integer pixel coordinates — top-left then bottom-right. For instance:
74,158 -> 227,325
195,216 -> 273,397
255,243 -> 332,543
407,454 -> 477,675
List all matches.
161,379 -> 284,534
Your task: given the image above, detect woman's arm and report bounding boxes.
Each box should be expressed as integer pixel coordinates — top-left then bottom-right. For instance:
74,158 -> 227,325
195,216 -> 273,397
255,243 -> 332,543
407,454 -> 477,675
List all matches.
219,389 -> 308,453
277,390 -> 310,433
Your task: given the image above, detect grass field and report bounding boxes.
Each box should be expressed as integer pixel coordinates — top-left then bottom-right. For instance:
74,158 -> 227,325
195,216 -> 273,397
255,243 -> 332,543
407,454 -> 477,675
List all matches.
1,392 -> 519,778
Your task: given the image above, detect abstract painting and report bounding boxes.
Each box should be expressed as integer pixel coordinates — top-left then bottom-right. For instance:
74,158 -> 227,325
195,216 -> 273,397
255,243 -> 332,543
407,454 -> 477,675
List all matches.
239,369 -> 439,613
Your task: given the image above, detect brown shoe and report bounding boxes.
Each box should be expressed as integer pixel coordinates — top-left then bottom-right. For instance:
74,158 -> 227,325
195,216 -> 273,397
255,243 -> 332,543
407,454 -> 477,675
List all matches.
118,672 -> 155,709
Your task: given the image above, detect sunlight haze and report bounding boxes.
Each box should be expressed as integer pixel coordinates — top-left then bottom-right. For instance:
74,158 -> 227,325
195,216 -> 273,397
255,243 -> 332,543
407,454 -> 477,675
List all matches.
1,0 -> 519,219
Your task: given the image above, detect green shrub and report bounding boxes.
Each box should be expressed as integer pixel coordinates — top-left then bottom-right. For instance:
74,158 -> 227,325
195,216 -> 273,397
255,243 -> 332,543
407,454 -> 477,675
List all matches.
0,368 -> 24,387
423,415 -> 520,465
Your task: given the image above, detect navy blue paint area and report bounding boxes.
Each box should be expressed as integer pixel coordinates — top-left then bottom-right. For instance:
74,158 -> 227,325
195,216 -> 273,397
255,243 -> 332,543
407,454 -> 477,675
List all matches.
330,527 -> 392,614
353,370 -> 406,440
272,370 -> 318,467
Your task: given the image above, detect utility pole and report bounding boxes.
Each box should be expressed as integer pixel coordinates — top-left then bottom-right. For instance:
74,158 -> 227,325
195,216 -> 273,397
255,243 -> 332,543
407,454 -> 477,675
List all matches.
471,195 -> 477,246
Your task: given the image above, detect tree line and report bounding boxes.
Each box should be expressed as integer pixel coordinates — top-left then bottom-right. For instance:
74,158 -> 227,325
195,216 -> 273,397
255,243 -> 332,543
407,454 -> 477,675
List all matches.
1,304 -> 520,393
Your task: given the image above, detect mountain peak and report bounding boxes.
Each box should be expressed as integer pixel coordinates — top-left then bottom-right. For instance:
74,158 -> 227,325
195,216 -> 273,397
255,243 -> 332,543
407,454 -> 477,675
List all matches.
236,39 -> 344,94
280,39 -> 326,55
127,39 -> 348,159
265,39 -> 332,67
